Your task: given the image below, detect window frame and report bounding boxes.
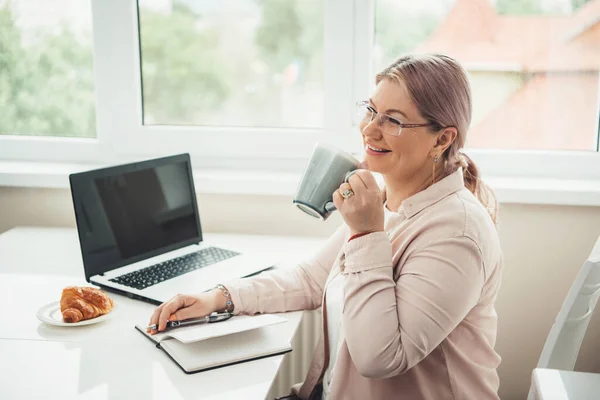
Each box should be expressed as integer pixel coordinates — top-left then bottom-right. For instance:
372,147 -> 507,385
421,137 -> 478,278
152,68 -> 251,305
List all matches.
94,0 -> 357,171
1,0 -> 599,183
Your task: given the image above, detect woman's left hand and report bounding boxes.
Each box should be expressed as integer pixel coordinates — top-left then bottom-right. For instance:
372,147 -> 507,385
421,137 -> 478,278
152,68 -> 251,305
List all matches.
332,169 -> 384,236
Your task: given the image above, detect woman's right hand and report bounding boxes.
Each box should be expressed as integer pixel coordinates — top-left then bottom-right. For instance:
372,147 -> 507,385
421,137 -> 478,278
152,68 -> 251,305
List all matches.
147,291 -> 219,334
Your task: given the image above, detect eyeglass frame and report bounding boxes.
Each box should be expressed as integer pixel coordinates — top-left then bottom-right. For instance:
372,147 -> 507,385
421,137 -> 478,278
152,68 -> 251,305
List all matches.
356,100 -> 436,136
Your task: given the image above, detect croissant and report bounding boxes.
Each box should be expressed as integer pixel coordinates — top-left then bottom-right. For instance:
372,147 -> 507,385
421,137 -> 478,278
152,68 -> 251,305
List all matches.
60,287 -> 114,323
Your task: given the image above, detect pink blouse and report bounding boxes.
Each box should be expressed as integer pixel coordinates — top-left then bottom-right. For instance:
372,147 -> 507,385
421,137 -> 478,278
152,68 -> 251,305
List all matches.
225,169 -> 503,399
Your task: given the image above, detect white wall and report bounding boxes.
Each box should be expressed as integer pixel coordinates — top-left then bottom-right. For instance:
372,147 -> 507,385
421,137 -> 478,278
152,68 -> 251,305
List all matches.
1,186 -> 600,400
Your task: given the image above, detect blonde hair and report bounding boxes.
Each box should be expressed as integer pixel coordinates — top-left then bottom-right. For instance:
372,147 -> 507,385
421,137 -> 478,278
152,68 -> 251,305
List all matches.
376,54 -> 497,223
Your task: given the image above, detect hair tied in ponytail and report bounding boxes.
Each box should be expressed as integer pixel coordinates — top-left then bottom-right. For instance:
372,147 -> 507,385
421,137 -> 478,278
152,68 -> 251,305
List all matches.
456,152 -> 469,169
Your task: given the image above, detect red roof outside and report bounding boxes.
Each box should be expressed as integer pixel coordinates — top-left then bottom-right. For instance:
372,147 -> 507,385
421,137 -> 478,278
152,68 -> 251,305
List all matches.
417,0 -> 600,151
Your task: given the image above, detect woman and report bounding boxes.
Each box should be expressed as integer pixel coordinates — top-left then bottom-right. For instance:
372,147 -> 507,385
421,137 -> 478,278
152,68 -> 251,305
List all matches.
148,54 -> 503,400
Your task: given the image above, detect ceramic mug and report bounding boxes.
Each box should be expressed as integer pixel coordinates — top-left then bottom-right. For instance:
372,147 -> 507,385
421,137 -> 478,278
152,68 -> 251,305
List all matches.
293,143 -> 360,220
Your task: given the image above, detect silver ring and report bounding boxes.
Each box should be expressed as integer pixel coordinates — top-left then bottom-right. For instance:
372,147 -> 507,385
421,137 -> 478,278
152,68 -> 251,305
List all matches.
341,189 -> 354,199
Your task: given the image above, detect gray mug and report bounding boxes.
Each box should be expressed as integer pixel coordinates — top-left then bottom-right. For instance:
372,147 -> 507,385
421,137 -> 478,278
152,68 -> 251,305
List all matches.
293,143 -> 360,220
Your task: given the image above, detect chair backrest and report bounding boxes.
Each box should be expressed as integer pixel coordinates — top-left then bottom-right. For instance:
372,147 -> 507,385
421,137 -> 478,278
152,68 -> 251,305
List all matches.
536,236 -> 600,370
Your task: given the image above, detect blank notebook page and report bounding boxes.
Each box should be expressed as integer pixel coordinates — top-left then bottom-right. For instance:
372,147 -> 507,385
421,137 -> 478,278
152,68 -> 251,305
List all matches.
161,325 -> 293,373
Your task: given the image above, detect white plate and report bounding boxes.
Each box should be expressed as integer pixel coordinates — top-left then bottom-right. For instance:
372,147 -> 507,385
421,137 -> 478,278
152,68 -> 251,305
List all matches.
36,301 -> 115,327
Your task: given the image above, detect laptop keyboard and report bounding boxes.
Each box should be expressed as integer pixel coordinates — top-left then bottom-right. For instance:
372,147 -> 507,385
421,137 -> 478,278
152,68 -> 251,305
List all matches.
109,247 -> 240,290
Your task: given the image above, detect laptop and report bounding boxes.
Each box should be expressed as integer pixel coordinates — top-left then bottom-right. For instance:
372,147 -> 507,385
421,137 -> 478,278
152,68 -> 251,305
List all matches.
69,153 -> 276,305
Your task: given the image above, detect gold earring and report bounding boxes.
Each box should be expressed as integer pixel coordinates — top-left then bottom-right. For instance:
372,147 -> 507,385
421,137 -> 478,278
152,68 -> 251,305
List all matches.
432,155 -> 439,184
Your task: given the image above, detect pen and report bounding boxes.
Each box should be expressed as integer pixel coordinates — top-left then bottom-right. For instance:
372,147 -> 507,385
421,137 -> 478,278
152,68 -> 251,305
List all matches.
146,312 -> 233,331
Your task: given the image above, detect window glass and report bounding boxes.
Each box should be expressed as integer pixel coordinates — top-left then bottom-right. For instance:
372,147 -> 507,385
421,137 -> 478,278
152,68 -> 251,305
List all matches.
138,0 -> 325,128
0,0 -> 96,138
374,0 -> 600,151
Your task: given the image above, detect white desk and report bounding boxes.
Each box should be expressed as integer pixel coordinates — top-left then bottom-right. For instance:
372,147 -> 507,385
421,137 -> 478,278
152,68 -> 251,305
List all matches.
0,227 -> 323,400
532,368 -> 600,400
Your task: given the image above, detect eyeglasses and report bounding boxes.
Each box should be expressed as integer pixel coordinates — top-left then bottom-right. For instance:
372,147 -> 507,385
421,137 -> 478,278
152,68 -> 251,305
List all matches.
356,100 -> 434,136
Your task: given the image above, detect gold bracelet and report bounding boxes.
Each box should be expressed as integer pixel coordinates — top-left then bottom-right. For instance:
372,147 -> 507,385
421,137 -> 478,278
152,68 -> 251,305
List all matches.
215,284 -> 234,313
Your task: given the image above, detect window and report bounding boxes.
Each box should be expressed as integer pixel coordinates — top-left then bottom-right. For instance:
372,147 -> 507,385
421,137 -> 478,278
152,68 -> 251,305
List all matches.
0,0 -> 96,138
137,0 -> 324,128
374,0 -> 600,151
1,0 -> 600,194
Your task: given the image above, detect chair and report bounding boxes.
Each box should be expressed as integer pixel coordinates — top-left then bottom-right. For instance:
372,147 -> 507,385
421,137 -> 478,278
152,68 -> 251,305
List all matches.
528,237 -> 600,400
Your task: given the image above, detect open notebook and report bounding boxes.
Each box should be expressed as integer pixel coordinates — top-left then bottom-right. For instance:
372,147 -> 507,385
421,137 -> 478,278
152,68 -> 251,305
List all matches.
135,314 -> 292,374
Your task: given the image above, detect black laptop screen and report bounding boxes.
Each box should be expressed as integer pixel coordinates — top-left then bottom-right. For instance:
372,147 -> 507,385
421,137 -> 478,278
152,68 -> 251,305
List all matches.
70,155 -> 202,280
